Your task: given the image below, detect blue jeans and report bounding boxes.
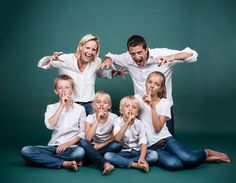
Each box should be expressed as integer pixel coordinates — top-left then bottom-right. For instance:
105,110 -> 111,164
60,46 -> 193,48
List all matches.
104,149 -> 158,168
166,106 -> 175,137
21,145 -> 85,169
79,139 -> 122,169
82,102 -> 93,116
149,137 -> 207,171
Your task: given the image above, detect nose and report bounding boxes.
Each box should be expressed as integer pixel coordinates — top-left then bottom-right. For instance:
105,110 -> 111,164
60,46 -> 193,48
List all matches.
88,49 -> 93,55
134,54 -> 140,60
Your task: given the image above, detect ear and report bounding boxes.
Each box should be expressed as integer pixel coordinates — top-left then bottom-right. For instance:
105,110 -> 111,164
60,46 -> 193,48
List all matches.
79,43 -> 83,51
54,89 -> 58,95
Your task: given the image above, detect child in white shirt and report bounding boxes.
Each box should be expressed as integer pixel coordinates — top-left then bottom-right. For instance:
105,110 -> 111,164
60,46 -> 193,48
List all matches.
104,96 -> 158,172
79,91 -> 121,175
21,74 -> 86,171
136,71 -> 230,171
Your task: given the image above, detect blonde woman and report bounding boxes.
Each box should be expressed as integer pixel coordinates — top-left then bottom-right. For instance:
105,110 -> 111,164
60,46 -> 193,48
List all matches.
38,34 -> 123,115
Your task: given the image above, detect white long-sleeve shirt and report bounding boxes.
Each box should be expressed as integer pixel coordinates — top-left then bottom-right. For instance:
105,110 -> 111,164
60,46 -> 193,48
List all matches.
38,53 -> 112,102
106,47 -> 198,105
114,116 -> 147,151
44,102 -> 86,146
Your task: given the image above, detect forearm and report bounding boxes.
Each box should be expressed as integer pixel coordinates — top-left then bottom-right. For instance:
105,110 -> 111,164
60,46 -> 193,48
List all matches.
139,144 -> 147,160
85,122 -> 98,141
171,52 -> 193,61
96,138 -> 114,150
151,107 -> 163,132
48,104 -> 64,128
63,136 -> 81,147
114,123 -> 129,142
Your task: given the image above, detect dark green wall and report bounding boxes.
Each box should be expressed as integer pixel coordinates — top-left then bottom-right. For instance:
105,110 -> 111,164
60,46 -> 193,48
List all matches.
1,0 -> 236,146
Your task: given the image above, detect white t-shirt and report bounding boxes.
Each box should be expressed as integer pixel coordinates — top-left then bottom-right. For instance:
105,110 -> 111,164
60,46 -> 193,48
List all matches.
38,53 -> 112,102
44,102 -> 86,146
106,47 -> 198,106
86,112 -> 118,144
135,95 -> 172,147
114,116 -> 147,151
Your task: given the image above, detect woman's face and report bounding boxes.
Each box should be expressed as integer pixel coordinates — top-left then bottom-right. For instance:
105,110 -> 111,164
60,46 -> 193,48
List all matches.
80,40 -> 98,63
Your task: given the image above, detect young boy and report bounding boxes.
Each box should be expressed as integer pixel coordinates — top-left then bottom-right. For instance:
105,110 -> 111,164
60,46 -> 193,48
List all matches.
104,96 -> 158,172
79,91 -> 121,175
21,74 -> 86,171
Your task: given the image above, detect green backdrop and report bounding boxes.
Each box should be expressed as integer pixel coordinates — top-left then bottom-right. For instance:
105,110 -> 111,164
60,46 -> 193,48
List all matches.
1,0 -> 236,147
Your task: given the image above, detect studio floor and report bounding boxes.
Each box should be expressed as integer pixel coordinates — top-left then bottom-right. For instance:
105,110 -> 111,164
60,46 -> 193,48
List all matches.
1,132 -> 235,183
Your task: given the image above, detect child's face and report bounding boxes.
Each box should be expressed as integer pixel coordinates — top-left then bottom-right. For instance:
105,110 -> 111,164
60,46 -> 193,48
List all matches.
54,80 -> 74,99
93,94 -> 111,112
146,74 -> 163,96
121,100 -> 139,118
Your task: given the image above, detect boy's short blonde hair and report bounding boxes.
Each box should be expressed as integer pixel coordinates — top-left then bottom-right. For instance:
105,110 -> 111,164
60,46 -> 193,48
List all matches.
93,90 -> 112,108
54,74 -> 75,89
119,96 -> 141,115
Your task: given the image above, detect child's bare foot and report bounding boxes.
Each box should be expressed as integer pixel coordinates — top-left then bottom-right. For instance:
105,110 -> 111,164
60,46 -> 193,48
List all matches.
139,163 -> 149,173
206,149 -> 230,163
102,163 -> 114,175
62,160 -> 78,171
132,162 -> 149,173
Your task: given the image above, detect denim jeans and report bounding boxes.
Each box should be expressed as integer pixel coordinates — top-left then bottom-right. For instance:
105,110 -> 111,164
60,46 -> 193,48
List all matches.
82,102 -> 93,116
79,139 -> 122,169
104,149 -> 158,168
149,137 -> 207,171
21,145 -> 85,169
166,106 -> 175,137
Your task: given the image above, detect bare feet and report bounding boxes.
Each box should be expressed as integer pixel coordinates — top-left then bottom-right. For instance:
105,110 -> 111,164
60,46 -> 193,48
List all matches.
62,160 -> 78,171
206,149 -> 230,163
103,163 -> 114,175
132,162 -> 149,173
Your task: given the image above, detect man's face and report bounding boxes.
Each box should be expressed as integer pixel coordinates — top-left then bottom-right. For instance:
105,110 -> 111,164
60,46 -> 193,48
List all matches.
128,45 -> 148,67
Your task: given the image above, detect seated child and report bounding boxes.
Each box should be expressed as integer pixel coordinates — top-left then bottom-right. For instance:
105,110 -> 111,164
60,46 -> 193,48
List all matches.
79,91 -> 121,175
104,96 -> 158,172
21,74 -> 86,171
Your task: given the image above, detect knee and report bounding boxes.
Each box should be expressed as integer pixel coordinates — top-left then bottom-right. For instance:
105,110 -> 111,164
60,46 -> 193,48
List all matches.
21,146 -> 33,158
158,157 -> 184,171
110,142 -> 122,152
148,150 -> 158,162
71,146 -> 85,159
104,152 -> 114,161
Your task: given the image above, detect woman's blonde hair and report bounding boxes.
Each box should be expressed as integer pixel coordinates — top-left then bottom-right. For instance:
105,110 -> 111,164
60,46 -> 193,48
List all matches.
75,34 -> 100,60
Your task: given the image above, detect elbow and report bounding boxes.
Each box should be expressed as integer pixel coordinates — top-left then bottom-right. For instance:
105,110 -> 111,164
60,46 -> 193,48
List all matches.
45,120 -> 55,129
154,127 -> 162,133
114,136 -> 122,142
85,135 -> 92,141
